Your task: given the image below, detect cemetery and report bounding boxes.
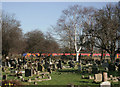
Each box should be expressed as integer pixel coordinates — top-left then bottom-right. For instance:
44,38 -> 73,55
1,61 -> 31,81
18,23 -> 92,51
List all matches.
1,1 -> 120,87
1,53 -> 120,86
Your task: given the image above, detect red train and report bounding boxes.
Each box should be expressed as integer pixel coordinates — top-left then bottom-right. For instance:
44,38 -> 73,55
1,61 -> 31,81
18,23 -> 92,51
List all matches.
23,53 -> 120,58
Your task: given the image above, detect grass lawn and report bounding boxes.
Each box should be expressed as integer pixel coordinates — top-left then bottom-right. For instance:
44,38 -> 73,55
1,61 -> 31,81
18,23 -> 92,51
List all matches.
2,68 -> 120,86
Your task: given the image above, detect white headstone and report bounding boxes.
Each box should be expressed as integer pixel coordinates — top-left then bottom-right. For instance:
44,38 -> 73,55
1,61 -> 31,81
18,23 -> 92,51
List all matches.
100,81 -> 111,87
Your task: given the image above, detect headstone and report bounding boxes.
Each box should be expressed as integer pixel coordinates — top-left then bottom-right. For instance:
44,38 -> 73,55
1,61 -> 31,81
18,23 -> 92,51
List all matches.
89,75 -> 92,79
21,78 -> 25,82
3,75 -> 7,80
68,61 -> 75,68
92,64 -> 98,74
118,64 -> 120,71
19,71 -> 25,74
44,60 -> 49,70
47,67 -> 52,73
52,64 -> 56,71
57,60 -> 62,69
42,74 -> 44,78
102,62 -> 109,68
88,67 -> 92,73
33,70 -> 36,74
94,73 -> 102,82
8,62 -> 11,67
108,63 -> 115,71
25,69 -> 32,77
28,78 -> 31,82
2,67 -> 5,72
81,75 -> 85,79
103,72 -> 108,82
38,63 -> 43,71
2,62 -> 5,66
105,67 -> 108,72
48,76 -> 51,80
78,63 -> 82,71
112,79 -> 119,82
100,81 -> 111,87
24,64 -> 27,69
36,71 -> 39,75
115,66 -> 118,71
34,82 -> 37,85
18,76 -> 23,79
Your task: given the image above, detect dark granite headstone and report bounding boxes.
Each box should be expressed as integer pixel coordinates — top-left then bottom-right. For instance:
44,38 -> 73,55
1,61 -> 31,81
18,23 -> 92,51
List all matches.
2,67 -> 5,72
3,75 -> 7,80
92,64 -> 98,74
68,61 -> 75,68
57,60 -> 62,69
47,67 -> 52,73
108,63 -> 115,71
38,63 -> 43,71
25,69 -> 32,77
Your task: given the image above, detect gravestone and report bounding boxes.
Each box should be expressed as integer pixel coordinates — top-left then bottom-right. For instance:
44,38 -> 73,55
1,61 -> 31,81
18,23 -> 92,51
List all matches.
33,69 -> 36,74
48,76 -> 51,80
44,61 -> 49,70
25,69 -> 32,77
28,78 -> 32,82
68,61 -> 75,68
118,64 -> 120,71
102,62 -> 109,68
100,81 -> 111,87
115,66 -> 118,71
78,64 -> 82,71
89,75 -> 94,80
94,73 -> 102,82
21,78 -> 25,82
3,75 -> 7,80
108,63 -> 115,71
8,62 -> 11,67
47,67 -> 52,73
38,63 -> 43,71
2,67 -> 5,72
88,67 -> 92,73
24,64 -> 27,69
81,75 -> 85,79
92,64 -> 98,74
18,76 -> 23,79
57,60 -> 62,69
103,72 -> 108,82
42,75 -> 44,78
105,67 -> 108,72
52,64 -> 56,71
34,82 -> 37,85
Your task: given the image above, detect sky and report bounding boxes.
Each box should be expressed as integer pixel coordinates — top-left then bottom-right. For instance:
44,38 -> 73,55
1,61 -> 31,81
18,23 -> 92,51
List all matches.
2,2 -> 118,34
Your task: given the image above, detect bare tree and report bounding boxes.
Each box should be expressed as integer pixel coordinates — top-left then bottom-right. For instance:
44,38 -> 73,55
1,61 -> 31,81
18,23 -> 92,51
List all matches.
54,5 -> 94,61
2,12 -> 26,57
25,30 -> 59,53
84,3 -> 120,62
24,30 -> 45,53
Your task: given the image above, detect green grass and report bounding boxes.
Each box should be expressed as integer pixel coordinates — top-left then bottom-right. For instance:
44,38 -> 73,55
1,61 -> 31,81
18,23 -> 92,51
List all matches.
2,67 -> 120,86
29,71 -> 97,85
